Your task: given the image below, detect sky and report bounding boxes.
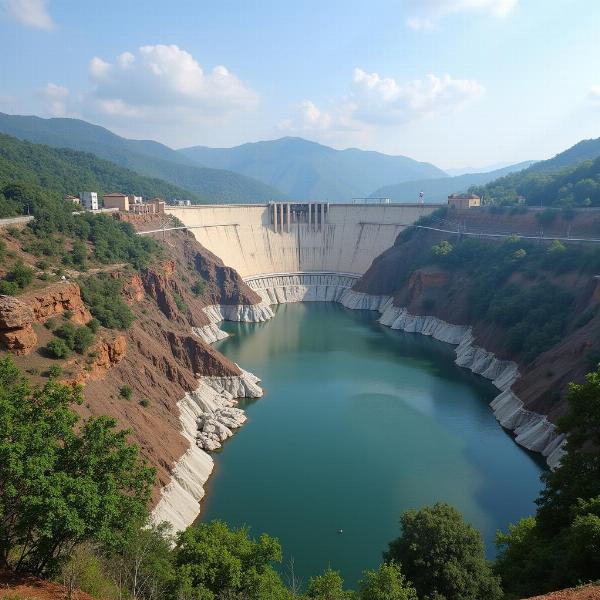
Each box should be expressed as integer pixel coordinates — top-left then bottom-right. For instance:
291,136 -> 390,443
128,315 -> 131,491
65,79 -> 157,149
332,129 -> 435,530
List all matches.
1,0 -> 600,169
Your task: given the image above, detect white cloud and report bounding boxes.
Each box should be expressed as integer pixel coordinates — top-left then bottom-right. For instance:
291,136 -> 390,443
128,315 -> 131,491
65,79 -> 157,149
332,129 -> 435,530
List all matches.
44,82 -> 69,116
281,69 -> 484,136
404,0 -> 518,30
2,0 -> 54,29
88,44 -> 258,121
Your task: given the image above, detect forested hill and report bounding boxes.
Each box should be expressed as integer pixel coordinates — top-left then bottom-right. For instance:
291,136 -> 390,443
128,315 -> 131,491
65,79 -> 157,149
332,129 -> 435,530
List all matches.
179,136 -> 446,201
369,160 -> 535,204
0,133 -> 199,206
0,113 -> 286,203
529,136 -> 600,172
471,153 -> 600,206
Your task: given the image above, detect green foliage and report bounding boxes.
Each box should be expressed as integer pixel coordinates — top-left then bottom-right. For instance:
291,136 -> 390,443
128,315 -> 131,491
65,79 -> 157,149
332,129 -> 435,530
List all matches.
358,562 -> 418,600
191,277 -> 207,296
431,241 -> 453,257
139,398 -> 150,408
173,520 -> 289,600
486,282 -> 573,362
306,568 -> 351,599
54,321 -> 95,354
496,364 -> 600,596
0,357 -> 154,576
79,274 -> 134,330
471,153 -> 600,207
46,338 -> 71,359
1,261 -> 35,293
0,132 -> 203,207
119,385 -> 133,400
385,503 -> 502,600
47,365 -> 63,379
172,290 -> 187,312
60,543 -> 120,600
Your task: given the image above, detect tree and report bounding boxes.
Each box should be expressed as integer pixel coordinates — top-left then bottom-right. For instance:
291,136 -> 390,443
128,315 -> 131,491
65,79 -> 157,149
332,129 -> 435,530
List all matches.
384,503 -> 502,600
173,521 -> 290,600
495,364 -> 600,596
0,357 -> 154,576
306,568 -> 350,600
358,562 -> 417,600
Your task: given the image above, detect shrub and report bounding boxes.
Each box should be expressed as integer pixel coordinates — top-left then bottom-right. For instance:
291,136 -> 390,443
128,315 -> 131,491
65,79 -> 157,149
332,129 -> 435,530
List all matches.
79,274 -> 134,330
0,280 -> 19,295
139,398 -> 150,408
172,291 -> 187,312
4,261 -> 35,290
119,385 -> 133,400
191,278 -> 206,296
87,318 -> 100,333
46,338 -> 71,359
44,318 -> 58,330
47,365 -> 63,379
431,240 -> 454,257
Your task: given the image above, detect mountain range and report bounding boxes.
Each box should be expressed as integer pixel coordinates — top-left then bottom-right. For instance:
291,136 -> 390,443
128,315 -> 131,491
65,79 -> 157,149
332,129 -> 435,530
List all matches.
370,161 -> 537,204
3,112 -> 600,206
0,113 -> 284,203
178,137 -> 446,201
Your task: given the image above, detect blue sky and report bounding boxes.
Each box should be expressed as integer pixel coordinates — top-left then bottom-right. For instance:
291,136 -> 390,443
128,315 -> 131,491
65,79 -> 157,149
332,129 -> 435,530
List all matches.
1,0 -> 600,169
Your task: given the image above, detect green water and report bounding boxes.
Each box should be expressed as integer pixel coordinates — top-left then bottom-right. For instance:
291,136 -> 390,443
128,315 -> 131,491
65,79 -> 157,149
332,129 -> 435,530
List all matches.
202,302 -> 543,586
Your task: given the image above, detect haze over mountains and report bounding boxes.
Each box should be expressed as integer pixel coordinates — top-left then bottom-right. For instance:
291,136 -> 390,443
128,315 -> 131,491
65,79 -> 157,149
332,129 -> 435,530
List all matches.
3,112 -> 600,206
0,113 -> 284,203
371,161 -> 537,204
179,137 -> 446,201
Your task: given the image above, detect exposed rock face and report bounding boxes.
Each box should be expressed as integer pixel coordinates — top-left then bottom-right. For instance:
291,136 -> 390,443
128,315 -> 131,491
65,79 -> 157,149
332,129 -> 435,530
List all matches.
0,295 -> 36,354
22,282 -> 91,325
151,369 -> 263,533
67,335 -> 127,385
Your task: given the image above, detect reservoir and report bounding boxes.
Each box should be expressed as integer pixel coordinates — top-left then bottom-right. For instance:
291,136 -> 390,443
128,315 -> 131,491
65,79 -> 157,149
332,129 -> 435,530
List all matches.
202,302 -> 543,586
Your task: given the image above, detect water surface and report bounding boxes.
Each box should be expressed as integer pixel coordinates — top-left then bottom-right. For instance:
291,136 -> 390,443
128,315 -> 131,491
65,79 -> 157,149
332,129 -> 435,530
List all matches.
202,302 -> 543,586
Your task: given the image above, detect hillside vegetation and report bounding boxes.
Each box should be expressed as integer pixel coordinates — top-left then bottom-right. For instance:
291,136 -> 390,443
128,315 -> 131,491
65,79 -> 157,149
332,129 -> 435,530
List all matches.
471,138 -> 600,206
179,136 -> 445,201
0,113 -> 286,203
0,132 -> 202,204
370,161 -> 535,204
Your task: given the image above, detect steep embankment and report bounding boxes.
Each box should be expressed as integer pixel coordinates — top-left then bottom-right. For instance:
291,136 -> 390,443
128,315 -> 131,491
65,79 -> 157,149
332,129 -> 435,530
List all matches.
350,208 -> 600,465
0,221 -> 271,533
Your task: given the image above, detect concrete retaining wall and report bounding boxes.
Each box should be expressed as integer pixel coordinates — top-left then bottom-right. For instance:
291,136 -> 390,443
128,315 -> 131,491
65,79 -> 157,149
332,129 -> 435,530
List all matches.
166,203 -> 436,277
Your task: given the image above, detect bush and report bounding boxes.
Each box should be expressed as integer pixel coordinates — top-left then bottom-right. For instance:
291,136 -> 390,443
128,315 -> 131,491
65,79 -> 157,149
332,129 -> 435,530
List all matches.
3,261 -> 35,291
172,291 -> 187,312
119,385 -> 133,400
54,321 -> 95,354
47,365 -> 63,379
191,278 -> 206,296
87,318 -> 100,333
46,338 -> 71,359
0,280 -> 19,295
139,398 -> 150,408
79,274 -> 134,330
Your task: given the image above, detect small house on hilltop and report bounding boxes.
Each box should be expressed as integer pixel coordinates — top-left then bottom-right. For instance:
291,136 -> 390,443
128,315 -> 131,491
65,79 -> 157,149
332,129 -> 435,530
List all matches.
448,193 -> 481,209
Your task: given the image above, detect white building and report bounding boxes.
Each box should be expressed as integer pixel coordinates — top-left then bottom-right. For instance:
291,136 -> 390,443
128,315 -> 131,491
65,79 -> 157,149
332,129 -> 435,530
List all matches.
80,191 -> 99,211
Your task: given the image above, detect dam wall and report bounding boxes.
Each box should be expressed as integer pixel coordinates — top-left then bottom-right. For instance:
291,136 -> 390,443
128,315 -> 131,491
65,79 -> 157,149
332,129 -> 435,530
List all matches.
165,203 -> 437,277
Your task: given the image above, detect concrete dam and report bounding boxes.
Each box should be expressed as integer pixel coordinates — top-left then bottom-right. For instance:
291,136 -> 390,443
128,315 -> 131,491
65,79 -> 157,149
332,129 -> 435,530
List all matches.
165,202 -> 437,292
